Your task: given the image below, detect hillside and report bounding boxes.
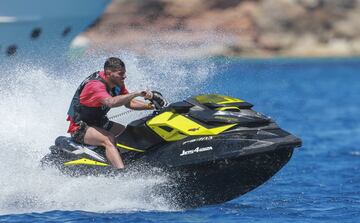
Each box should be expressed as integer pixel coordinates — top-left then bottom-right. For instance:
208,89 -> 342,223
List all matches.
82,0 -> 360,58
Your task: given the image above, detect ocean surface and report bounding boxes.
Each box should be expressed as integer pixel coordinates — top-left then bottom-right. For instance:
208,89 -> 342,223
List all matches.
0,55 -> 359,222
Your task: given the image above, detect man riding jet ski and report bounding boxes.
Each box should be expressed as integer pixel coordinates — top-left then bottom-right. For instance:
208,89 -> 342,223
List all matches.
66,57 -> 155,169
42,91 -> 302,208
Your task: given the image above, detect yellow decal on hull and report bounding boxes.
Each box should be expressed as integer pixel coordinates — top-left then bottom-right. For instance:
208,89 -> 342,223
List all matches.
216,106 -> 241,111
116,143 -> 145,152
147,111 -> 236,141
64,158 -> 109,166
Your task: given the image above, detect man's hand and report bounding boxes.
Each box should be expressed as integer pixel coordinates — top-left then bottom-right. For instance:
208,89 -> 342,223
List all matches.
140,90 -> 153,100
145,103 -> 155,110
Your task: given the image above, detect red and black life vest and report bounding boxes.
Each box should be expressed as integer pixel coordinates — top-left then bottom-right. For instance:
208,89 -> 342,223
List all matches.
67,72 -> 120,126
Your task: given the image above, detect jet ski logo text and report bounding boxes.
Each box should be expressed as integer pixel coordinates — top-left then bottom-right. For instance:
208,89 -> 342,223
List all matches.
182,136 -> 213,145
180,146 -> 213,156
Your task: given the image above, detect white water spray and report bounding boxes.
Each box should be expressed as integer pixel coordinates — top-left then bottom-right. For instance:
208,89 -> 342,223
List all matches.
0,52 -> 216,214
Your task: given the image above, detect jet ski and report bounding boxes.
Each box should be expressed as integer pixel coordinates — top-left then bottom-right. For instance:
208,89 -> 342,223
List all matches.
41,93 -> 301,208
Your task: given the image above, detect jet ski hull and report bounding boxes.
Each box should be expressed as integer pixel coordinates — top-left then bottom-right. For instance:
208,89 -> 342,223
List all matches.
162,147 -> 294,207
41,127 -> 300,207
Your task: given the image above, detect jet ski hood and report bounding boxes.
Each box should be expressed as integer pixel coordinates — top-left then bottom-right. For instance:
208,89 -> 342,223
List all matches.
164,94 -> 271,125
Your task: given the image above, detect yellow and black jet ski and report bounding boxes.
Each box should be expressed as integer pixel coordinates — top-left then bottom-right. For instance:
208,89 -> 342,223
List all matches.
41,93 -> 301,207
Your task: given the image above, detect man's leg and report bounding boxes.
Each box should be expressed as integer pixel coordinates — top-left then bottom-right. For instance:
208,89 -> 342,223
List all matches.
83,126 -> 124,169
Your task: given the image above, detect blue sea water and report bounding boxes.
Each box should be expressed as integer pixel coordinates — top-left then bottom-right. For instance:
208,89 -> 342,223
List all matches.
1,57 -> 360,222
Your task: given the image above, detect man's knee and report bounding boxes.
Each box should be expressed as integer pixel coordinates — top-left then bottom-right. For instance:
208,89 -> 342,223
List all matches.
108,134 -> 116,145
103,131 -> 115,144
102,136 -> 115,147
111,135 -> 116,144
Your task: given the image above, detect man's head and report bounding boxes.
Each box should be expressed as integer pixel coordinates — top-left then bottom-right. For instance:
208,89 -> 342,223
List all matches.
104,57 -> 126,86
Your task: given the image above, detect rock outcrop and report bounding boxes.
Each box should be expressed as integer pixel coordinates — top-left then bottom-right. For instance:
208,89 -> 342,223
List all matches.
82,0 -> 360,58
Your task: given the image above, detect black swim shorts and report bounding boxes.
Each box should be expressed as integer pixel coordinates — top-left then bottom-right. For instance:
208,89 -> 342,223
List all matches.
71,121 -> 88,144
71,119 -> 114,144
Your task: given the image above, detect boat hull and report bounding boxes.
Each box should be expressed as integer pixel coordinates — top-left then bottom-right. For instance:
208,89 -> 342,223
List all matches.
0,0 -> 111,60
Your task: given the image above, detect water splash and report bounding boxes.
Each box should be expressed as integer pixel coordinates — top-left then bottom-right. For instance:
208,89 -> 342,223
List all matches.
0,51 -> 216,214
350,151 -> 360,156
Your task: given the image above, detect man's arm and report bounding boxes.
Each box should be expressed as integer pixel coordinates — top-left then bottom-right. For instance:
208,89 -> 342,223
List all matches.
125,99 -> 154,110
102,92 -> 143,108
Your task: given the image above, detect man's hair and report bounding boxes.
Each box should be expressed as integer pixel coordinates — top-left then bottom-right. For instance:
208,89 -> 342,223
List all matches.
104,57 -> 125,71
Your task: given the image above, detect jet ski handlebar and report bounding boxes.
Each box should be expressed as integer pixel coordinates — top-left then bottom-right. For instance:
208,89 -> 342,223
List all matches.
149,91 -> 169,110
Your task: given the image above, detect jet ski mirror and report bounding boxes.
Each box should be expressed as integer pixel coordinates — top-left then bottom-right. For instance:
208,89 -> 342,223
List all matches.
150,91 -> 169,110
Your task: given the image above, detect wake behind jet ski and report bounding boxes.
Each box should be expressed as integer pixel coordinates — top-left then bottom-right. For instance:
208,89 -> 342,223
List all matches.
41,93 -> 301,208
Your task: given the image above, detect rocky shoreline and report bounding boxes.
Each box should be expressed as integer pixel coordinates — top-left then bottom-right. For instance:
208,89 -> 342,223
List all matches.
80,0 -> 360,58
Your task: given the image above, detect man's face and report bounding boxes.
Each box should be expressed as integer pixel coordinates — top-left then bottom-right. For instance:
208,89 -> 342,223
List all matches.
107,68 -> 126,86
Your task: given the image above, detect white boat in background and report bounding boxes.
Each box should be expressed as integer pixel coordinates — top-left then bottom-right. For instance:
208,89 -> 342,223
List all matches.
0,0 -> 111,61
